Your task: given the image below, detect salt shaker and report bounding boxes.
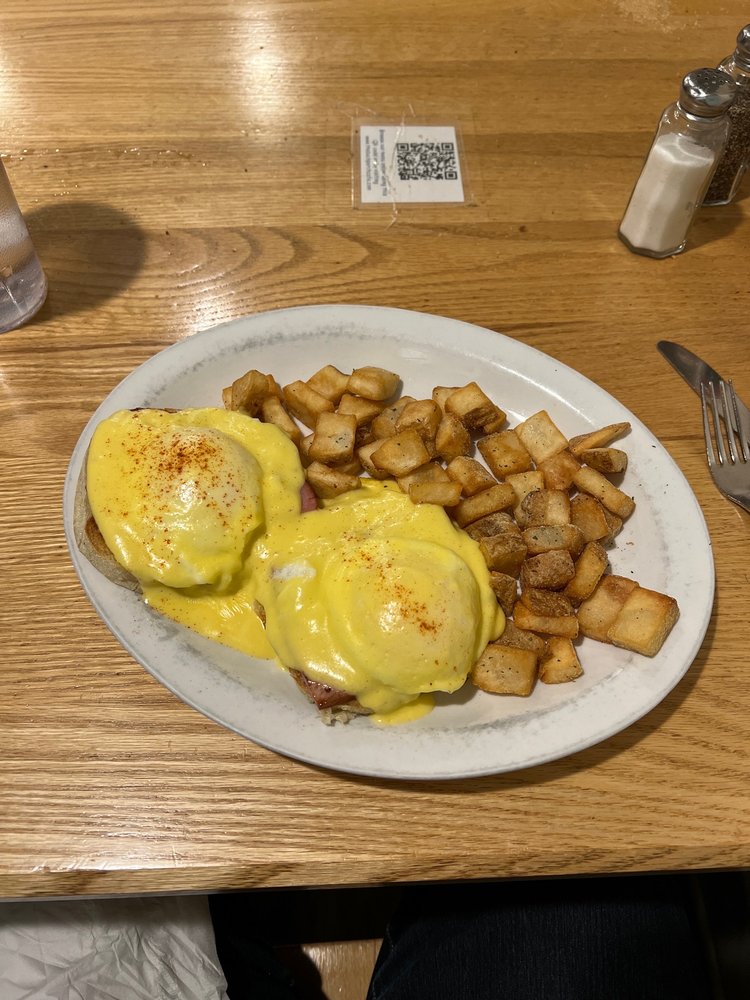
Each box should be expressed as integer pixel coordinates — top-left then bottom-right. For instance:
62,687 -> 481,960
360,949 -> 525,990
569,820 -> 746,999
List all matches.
619,69 -> 735,259
704,25 -> 750,205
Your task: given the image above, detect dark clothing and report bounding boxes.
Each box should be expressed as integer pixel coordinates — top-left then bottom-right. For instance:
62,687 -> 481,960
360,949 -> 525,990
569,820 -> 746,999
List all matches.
210,874 -> 716,1000
367,878 -> 711,1000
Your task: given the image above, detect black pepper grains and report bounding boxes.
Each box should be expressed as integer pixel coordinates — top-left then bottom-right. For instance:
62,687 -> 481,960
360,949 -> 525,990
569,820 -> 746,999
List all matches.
704,25 -> 750,206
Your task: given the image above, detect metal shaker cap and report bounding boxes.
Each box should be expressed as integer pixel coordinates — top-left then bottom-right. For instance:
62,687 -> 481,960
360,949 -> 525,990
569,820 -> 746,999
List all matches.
734,24 -> 750,67
679,68 -> 736,117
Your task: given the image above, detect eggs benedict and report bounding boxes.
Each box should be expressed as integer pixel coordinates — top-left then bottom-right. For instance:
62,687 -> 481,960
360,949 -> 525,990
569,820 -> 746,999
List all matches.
76,406 -> 504,724
254,481 -> 504,722
78,407 -> 304,585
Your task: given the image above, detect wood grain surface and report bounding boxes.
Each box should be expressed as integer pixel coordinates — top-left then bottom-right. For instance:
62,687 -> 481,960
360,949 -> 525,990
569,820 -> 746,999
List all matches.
1,0 -> 750,899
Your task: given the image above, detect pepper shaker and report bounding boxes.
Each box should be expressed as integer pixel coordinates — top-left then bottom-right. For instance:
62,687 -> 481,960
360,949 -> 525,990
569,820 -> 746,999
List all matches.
619,69 -> 735,259
704,25 -> 750,205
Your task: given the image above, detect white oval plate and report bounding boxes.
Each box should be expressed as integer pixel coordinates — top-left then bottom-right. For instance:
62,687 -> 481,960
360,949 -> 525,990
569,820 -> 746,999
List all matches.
63,305 -> 714,780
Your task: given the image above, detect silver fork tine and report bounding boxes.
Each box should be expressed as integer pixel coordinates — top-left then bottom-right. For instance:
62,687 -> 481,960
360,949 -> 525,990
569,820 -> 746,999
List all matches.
701,382 -> 716,469
720,381 -> 738,463
726,380 -> 749,462
701,383 -> 717,467
708,382 -> 728,465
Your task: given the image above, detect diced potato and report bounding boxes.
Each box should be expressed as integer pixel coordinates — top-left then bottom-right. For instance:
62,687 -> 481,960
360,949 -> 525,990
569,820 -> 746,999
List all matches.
477,429 -> 532,478
580,447 -> 628,474
478,534 -> 528,575
445,382 -> 501,430
520,550 -> 575,590
336,393 -> 384,427
306,365 -> 350,403
432,386 -> 461,412
370,429 -> 431,477
489,572 -> 518,616
539,637 -> 583,684
357,439 -> 392,479
231,368 -> 273,415
497,621 -> 547,656
569,493 -> 612,543
395,399 -> 442,446
446,456 -> 497,497
513,603 -> 579,639
602,507 -> 624,545
370,396 -> 416,439
397,461 -> 450,492
282,380 -> 335,429
607,587 -> 680,656
355,423 -> 376,448
572,467 -> 635,519
299,432 -> 314,465
522,524 -> 584,557
308,411 -> 357,464
519,489 -> 571,527
409,481 -> 463,507
505,470 -> 545,524
479,533 -> 528,575
568,422 -> 630,456
336,456 -> 363,476
514,410 -> 568,464
452,483 -> 516,528
577,575 -> 638,642
435,413 -> 472,462
305,461 -> 360,499
563,541 -> 609,606
260,396 -> 302,445
519,587 -> 574,617
347,366 -> 400,401
538,449 -> 581,491
481,408 -> 507,435
471,643 -> 537,696
465,511 -> 521,540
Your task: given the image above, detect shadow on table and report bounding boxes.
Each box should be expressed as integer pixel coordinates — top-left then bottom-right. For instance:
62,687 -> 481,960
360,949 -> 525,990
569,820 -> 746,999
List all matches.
691,191 -> 747,251
24,201 -> 148,323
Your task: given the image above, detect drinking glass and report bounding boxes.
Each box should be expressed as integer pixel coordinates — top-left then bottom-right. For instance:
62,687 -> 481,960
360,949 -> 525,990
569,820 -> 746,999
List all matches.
0,160 -> 47,333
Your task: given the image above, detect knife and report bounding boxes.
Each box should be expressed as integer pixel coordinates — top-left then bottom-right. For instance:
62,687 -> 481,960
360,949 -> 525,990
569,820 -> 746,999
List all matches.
657,340 -> 750,438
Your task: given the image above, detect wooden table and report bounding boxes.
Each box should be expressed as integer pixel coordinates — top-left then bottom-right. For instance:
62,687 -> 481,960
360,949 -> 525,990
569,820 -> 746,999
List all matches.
2,0 -> 749,901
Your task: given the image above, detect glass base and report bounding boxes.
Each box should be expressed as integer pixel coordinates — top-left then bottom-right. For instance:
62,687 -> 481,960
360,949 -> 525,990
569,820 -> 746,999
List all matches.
703,193 -> 734,206
618,230 -> 686,259
0,256 -> 48,333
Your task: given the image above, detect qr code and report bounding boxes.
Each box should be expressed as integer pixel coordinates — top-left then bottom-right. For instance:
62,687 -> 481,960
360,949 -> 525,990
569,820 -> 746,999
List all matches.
395,141 -> 458,181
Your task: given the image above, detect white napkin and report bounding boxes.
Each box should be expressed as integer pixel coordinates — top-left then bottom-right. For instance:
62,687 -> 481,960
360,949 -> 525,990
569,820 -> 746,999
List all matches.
0,894 -> 229,1000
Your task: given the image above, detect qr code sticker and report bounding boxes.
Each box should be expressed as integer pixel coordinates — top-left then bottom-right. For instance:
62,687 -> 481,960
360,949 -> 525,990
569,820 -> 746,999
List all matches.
359,124 -> 465,204
395,141 -> 458,181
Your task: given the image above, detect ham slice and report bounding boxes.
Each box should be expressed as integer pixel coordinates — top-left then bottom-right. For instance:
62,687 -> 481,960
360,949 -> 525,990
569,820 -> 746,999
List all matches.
300,481 -> 318,513
289,669 -> 356,709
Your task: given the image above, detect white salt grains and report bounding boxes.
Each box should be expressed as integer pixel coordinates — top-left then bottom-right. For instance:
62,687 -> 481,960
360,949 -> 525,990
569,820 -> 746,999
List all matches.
619,133 -> 718,257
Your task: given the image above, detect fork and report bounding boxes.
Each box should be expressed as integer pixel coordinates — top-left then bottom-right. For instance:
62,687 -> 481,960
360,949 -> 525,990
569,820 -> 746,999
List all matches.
700,380 -> 750,514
